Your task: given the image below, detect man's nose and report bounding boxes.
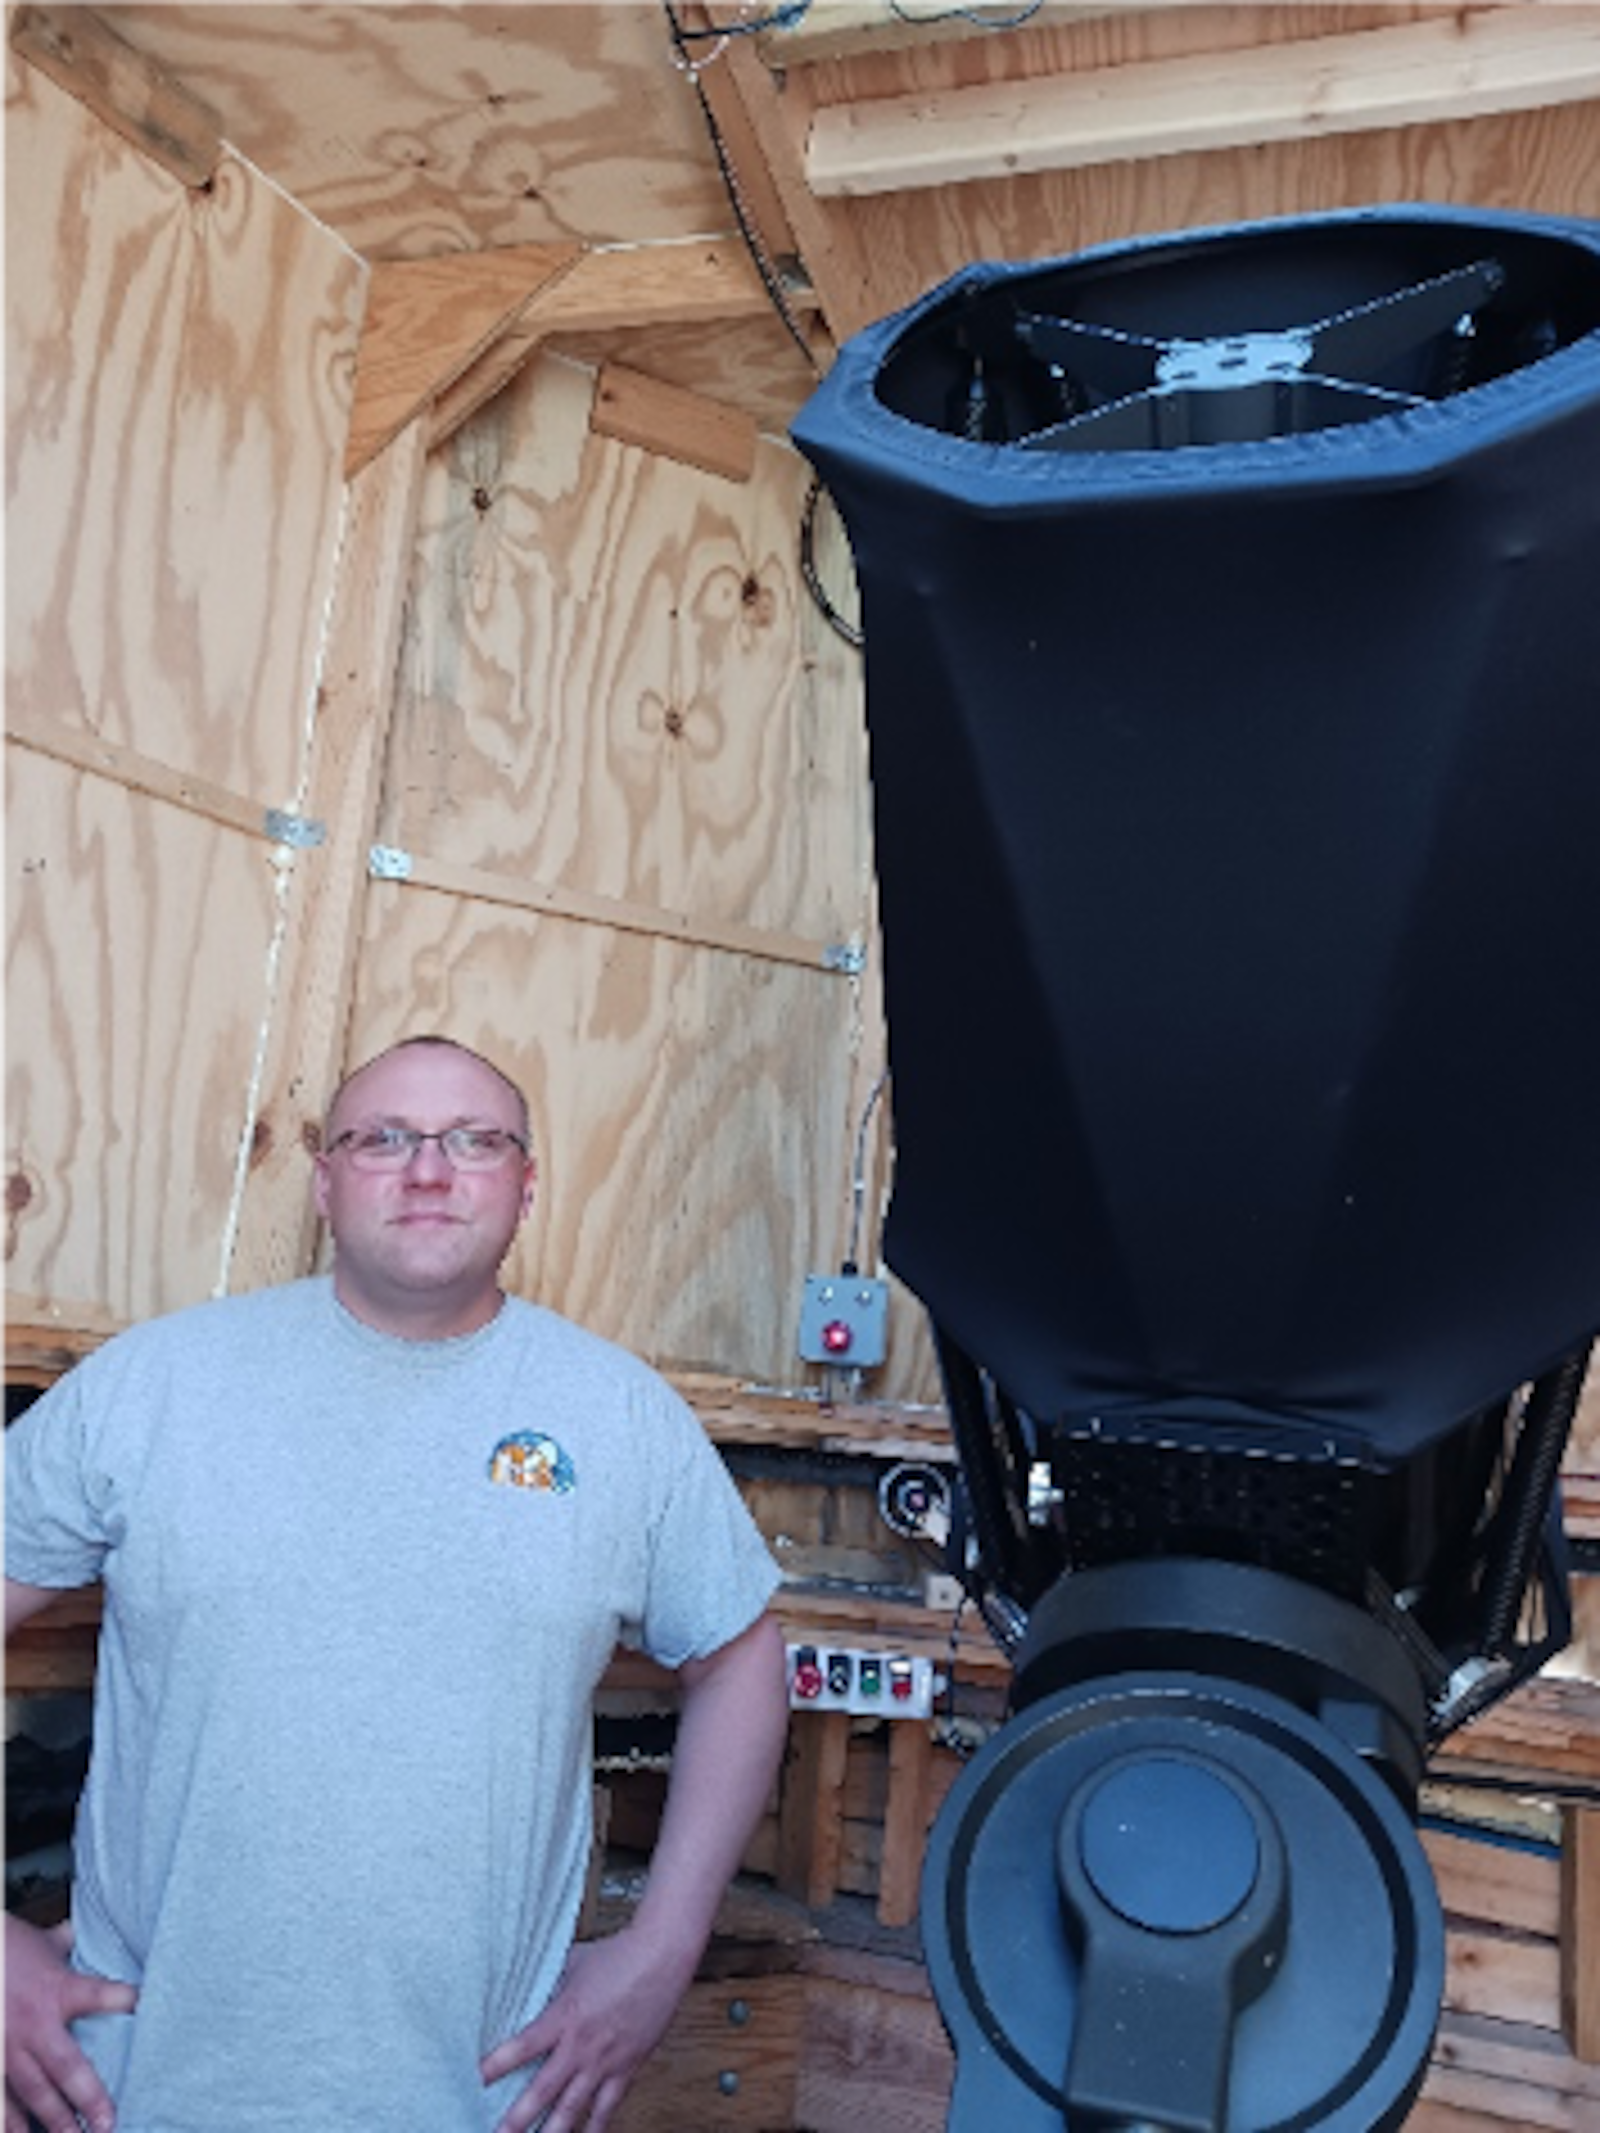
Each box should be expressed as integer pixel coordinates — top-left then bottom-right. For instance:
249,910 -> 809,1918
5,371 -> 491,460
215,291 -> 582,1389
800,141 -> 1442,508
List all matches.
404,1137 -> 455,1180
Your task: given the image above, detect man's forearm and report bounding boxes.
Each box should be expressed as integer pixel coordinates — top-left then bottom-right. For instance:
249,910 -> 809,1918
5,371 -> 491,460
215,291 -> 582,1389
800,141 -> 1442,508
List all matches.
630,1614 -> 789,1967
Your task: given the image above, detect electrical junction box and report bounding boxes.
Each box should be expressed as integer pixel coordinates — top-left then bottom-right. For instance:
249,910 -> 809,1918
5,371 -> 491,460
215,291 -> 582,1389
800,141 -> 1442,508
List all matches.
787,1642 -> 940,1719
798,1273 -> 888,1367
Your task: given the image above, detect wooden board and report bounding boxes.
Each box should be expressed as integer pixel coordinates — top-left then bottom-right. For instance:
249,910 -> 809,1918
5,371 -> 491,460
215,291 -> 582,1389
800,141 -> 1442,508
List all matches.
607,1973 -> 802,2133
819,97 -> 1600,325
6,49 -> 362,800
4,752 -> 281,1320
5,40 -> 363,1326
339,885 -> 860,1387
105,3 -> 732,261
805,8 -> 1600,197
328,345 -> 901,1391
384,358 -> 867,945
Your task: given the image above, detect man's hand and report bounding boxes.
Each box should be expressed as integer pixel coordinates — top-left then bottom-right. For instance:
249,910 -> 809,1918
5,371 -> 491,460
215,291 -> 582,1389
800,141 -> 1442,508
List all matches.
480,1922 -> 696,2133
5,1914 -> 138,2133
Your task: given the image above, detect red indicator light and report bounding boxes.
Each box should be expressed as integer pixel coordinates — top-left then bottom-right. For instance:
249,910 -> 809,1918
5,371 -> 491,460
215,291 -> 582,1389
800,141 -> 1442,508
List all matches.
822,1319 -> 854,1355
792,1647 -> 824,1700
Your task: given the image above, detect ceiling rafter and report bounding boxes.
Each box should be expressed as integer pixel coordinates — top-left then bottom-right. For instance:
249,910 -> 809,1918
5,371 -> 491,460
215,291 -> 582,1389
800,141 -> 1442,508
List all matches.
806,4 -> 1600,196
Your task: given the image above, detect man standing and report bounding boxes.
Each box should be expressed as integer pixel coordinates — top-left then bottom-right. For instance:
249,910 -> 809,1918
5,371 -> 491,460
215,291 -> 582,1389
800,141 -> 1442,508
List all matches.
6,1036 -> 789,2133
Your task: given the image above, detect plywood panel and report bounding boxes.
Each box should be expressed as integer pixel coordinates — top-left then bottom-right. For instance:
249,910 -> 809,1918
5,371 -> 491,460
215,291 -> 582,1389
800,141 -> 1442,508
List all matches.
108,3 -> 730,261
490,292 -> 822,450
383,357 -> 869,947
799,2 -> 1452,101
339,884 -> 858,1386
4,750 -> 281,1321
5,48 -> 363,799
346,342 -> 934,1396
827,101 -> 1600,321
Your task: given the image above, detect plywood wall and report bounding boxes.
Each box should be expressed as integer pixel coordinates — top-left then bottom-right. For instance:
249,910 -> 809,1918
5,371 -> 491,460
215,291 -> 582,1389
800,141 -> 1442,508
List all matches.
4,46 -> 365,1323
762,3 -> 1600,336
335,352 -> 892,1387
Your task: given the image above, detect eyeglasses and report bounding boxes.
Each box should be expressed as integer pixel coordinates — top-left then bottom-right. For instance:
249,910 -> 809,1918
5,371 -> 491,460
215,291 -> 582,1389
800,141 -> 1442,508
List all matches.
325,1125 -> 529,1173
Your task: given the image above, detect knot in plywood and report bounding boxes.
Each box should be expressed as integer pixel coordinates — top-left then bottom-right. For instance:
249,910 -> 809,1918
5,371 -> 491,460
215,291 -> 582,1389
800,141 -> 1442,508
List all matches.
0,1168 -> 40,1262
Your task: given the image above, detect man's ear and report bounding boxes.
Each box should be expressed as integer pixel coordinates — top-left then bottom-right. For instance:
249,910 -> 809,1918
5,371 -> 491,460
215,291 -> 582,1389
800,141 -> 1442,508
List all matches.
312,1157 -> 332,1219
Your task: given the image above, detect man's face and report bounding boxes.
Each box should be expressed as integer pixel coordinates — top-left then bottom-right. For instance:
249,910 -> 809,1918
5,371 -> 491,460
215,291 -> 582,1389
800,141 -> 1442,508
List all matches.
313,1043 -> 535,1338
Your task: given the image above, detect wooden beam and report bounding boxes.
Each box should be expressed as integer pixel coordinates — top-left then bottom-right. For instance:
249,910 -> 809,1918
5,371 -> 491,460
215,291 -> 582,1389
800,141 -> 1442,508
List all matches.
344,243 -> 581,479
699,13 -> 879,343
685,1381 -> 955,1462
589,362 -> 757,483
778,1709 -> 852,1908
365,844 -> 860,976
9,4 -> 223,188
878,1718 -> 934,1928
4,1295 -> 124,1384
1561,1804 -> 1600,2060
684,4 -> 806,271
753,0 -> 1124,68
806,5 -> 1600,196
4,709 -> 266,843
427,240 -> 813,452
222,421 -> 430,1294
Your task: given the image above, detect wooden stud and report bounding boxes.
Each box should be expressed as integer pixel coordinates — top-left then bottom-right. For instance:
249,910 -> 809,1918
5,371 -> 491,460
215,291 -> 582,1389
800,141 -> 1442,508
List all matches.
9,4 -> 223,188
680,5 -> 802,272
428,237 -> 817,451
590,361 -> 757,484
344,244 -> 580,479
519,237 -> 812,337
1561,1804 -> 1600,2060
222,420 -> 430,1295
806,6 -> 1600,196
878,1719 -> 934,1928
777,1709 -> 852,1909
693,8 -> 875,344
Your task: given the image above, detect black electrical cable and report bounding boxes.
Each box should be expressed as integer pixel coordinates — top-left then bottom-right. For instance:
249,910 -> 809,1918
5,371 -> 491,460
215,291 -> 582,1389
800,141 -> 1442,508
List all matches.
658,6 -> 866,650
890,0 -> 1047,26
658,0 -> 820,371
671,0 -> 816,41
801,476 -> 865,649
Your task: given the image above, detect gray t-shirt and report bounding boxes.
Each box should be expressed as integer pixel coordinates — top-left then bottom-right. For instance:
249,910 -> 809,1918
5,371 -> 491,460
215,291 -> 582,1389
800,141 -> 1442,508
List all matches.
5,1278 -> 780,2131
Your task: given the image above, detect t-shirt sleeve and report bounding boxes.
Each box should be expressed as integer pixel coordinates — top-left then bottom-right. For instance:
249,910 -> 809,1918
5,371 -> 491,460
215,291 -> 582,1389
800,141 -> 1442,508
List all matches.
627,1386 -> 780,1669
6,1366 -> 115,1590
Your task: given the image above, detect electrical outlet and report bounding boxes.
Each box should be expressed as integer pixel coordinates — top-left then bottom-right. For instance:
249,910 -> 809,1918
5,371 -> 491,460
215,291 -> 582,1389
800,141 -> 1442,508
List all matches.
798,1273 -> 888,1367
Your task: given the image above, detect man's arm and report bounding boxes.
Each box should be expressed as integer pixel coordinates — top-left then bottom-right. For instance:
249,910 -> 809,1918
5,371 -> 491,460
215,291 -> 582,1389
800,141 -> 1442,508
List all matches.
481,1610 -> 789,2133
5,1577 -> 139,2133
0,1578 -> 55,1638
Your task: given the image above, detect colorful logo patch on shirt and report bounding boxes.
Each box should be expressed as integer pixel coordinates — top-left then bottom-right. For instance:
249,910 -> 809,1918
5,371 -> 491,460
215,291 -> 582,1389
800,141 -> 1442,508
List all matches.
487,1431 -> 576,1494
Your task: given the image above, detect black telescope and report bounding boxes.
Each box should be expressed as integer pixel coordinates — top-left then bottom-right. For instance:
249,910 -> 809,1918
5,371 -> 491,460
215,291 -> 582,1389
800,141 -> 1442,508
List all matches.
791,204 -> 1600,2130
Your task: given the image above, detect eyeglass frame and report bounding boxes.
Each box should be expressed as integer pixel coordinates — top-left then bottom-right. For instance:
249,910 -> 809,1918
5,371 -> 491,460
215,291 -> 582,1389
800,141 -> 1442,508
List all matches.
323,1123 -> 531,1172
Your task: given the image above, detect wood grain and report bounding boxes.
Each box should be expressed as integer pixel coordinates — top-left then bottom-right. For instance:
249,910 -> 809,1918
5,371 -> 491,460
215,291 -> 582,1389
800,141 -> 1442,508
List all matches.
7,53 -> 362,801
104,3 -> 732,260
6,40 -> 361,1323
344,241 -> 578,477
4,750 -> 280,1320
10,3 -> 223,186
807,8 -> 1600,197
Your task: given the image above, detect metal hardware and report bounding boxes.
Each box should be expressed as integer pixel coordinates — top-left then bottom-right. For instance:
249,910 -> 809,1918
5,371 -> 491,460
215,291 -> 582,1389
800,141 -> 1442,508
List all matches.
822,941 -> 865,975
368,845 -> 414,881
798,1272 -> 888,1366
263,808 -> 326,849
